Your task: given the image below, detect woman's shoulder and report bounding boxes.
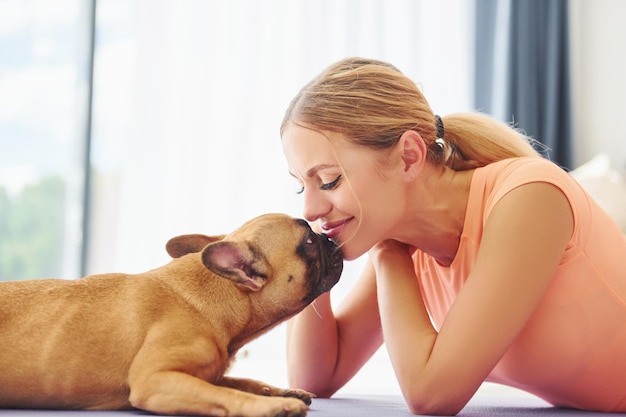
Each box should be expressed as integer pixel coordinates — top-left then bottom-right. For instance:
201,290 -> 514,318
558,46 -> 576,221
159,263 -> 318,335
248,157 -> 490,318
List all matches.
479,156 -> 567,178
470,157 -> 586,228
472,157 -> 616,248
475,157 -> 576,196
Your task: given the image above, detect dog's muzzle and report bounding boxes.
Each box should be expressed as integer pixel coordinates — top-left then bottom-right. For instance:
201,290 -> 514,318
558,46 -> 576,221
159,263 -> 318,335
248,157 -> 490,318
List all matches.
305,231 -> 343,301
319,233 -> 343,285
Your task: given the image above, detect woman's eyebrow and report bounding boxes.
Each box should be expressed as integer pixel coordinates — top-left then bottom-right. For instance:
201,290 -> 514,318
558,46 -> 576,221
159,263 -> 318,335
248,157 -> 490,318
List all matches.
306,164 -> 338,178
289,164 -> 339,179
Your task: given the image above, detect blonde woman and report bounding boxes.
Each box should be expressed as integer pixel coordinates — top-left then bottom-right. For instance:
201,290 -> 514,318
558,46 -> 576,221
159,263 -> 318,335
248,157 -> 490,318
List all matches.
281,57 -> 626,415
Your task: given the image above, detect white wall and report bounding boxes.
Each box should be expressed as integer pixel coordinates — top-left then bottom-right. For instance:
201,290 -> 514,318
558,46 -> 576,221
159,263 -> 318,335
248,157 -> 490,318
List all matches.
570,0 -> 626,169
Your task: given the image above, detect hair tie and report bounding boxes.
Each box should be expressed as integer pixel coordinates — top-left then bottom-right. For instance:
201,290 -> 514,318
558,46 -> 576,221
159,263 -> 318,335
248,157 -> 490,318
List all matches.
435,115 -> 444,139
433,115 -> 456,165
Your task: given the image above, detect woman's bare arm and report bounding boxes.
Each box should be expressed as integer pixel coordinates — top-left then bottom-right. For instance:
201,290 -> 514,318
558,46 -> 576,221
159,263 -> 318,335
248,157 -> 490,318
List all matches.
286,259 -> 384,397
372,182 -> 574,415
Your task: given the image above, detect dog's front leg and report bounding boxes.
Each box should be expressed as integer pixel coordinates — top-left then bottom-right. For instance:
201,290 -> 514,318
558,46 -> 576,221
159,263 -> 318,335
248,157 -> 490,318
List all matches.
129,371 -> 310,417
219,376 -> 315,404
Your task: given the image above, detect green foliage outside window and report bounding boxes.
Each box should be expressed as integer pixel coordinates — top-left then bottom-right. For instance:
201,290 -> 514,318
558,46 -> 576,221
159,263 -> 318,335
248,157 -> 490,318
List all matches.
0,177 -> 66,281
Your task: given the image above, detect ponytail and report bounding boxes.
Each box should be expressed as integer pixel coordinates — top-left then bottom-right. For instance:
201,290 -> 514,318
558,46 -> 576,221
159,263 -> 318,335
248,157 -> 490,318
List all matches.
436,112 -> 540,170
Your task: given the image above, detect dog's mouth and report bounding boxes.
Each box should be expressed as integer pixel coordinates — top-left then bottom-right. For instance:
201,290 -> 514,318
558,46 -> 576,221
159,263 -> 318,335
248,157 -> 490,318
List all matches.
317,232 -> 343,289
298,225 -> 344,302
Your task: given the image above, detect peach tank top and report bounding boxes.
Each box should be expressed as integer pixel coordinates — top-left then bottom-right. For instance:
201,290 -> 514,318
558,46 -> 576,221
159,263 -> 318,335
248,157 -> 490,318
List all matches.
413,157 -> 626,412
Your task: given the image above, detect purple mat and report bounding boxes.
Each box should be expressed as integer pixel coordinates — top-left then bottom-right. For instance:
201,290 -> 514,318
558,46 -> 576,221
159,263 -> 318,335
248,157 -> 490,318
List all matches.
311,395 -> 619,417
0,395 -> 620,416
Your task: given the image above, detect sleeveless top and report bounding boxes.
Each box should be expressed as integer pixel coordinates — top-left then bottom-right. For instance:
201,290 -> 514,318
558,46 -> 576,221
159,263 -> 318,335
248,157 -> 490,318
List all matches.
412,157 -> 626,412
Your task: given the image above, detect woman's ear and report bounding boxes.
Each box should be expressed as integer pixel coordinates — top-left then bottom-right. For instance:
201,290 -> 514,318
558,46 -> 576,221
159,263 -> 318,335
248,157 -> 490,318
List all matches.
398,130 -> 426,182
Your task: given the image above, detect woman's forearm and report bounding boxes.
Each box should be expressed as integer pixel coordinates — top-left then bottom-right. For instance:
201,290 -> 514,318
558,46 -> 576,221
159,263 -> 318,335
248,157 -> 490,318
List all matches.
286,292 -> 340,396
374,256 -> 437,391
370,243 -> 467,415
373,250 -> 435,371
286,260 -> 384,397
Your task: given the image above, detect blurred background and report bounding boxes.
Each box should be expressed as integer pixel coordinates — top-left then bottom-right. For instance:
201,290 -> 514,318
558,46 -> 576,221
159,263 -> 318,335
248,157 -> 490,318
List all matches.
1,0 -> 625,396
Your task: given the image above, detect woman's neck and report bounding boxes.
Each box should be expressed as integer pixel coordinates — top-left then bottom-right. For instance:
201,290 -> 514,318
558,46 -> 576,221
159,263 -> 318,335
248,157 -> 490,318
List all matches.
397,164 -> 474,266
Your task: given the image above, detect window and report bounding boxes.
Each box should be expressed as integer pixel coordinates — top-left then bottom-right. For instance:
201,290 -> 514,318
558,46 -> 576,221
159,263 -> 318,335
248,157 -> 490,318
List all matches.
0,0 -> 94,280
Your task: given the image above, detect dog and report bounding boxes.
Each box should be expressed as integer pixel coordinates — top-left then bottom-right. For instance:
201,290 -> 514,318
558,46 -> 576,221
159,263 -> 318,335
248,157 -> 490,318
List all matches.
0,213 -> 343,417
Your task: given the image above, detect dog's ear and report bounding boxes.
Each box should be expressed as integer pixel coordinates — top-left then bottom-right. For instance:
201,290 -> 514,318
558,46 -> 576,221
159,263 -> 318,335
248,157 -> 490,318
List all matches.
201,241 -> 270,291
166,234 -> 225,258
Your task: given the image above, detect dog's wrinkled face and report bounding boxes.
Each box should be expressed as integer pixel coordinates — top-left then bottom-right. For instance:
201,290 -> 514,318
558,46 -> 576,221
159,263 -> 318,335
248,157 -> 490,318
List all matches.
167,213 -> 343,317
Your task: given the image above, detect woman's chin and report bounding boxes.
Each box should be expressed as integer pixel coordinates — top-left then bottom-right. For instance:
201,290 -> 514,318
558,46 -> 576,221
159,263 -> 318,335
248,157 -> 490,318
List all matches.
336,242 -> 369,261
330,220 -> 371,260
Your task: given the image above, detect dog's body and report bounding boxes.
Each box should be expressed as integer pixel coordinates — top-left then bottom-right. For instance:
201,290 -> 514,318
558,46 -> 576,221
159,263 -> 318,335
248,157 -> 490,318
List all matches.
0,213 -> 343,417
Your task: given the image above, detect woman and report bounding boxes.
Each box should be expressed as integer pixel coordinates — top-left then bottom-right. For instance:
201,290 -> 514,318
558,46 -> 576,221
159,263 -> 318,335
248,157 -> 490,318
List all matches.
281,57 -> 626,415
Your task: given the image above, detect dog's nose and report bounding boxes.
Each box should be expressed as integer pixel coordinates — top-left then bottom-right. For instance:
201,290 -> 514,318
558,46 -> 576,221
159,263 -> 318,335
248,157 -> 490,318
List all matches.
319,232 -> 340,252
320,233 -> 332,246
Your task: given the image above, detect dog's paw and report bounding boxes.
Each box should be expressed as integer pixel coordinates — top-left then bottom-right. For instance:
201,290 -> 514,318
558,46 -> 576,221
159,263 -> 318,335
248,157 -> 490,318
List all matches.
280,388 -> 315,406
247,396 -> 309,417
258,385 -> 314,406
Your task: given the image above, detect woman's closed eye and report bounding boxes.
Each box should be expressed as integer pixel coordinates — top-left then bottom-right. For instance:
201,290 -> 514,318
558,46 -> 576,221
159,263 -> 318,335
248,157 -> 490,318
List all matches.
320,175 -> 342,191
295,175 -> 342,195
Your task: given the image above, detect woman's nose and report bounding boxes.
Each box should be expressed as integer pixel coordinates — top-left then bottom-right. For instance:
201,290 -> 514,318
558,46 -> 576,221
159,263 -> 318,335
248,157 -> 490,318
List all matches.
302,188 -> 331,222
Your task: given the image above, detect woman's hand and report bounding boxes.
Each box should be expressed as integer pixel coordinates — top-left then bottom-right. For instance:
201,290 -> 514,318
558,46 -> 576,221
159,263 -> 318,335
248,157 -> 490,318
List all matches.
369,238 -> 413,256
369,239 -> 415,268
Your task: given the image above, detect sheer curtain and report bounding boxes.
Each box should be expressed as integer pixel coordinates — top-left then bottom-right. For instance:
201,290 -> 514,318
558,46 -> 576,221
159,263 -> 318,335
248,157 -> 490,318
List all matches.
89,0 -> 473,394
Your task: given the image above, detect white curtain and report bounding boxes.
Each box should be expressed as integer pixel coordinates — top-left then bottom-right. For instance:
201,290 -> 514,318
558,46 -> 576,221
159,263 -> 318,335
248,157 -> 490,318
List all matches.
89,0 -> 473,393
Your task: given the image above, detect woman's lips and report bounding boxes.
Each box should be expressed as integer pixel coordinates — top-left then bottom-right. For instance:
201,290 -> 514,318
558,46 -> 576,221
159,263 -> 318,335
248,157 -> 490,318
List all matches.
321,218 -> 352,240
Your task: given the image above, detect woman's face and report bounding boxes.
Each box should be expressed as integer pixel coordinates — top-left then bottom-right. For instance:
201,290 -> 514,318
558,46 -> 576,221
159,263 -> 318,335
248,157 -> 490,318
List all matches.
282,124 -> 406,260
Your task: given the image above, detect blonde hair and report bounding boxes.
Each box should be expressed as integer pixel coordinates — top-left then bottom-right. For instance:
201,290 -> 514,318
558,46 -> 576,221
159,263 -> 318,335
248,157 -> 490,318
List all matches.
281,57 -> 540,170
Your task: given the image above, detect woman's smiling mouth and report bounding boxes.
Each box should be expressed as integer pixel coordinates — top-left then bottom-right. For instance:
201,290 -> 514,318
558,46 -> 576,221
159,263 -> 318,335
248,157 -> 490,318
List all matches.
320,218 -> 353,241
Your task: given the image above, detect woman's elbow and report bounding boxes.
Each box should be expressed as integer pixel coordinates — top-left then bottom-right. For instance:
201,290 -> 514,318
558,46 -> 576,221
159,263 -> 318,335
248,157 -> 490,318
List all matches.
287,373 -> 339,399
403,387 -> 467,416
406,400 -> 464,416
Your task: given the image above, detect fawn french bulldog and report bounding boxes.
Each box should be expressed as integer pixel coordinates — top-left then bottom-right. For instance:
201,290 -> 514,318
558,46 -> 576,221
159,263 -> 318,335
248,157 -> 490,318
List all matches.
0,213 -> 343,417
